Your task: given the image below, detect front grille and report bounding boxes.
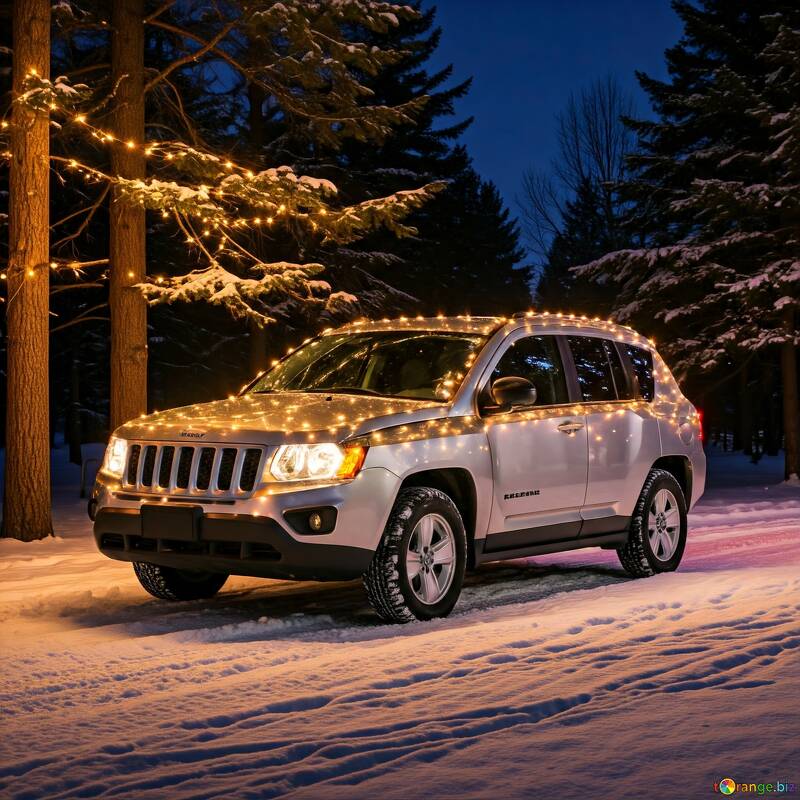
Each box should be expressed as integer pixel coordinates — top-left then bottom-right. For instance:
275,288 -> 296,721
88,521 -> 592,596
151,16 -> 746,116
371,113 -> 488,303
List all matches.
121,441 -> 266,498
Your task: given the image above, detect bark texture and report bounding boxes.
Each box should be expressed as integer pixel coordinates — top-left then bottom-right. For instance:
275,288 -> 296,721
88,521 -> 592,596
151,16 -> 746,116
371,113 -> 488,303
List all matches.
247,83 -> 268,378
109,0 -> 147,430
3,0 -> 53,540
781,307 -> 799,480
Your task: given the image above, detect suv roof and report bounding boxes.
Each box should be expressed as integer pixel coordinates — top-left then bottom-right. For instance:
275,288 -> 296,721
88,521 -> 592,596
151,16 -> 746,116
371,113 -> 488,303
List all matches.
330,313 -> 655,349
330,315 -> 503,336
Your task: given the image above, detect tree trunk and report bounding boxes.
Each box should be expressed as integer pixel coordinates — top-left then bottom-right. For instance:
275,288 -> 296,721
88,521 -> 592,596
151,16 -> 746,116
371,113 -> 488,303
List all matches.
109,0 -> 147,430
3,0 -> 53,540
247,82 -> 267,378
780,307 -> 799,481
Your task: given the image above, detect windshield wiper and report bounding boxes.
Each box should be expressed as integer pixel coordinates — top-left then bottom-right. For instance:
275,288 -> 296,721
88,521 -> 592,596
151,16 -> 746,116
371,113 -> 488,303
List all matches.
298,387 -> 388,397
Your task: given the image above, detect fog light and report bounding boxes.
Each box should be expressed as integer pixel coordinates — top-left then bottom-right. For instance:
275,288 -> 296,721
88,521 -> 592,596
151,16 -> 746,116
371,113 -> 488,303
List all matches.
309,512 -> 323,531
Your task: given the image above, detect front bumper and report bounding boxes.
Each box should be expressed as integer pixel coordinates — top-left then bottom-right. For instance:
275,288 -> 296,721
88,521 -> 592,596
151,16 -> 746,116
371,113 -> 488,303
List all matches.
94,507 -> 373,581
92,466 -> 400,581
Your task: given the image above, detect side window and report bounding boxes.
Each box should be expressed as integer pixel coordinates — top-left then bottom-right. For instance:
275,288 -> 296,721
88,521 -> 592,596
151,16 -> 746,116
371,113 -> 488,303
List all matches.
607,342 -> 634,400
488,335 -> 569,406
624,344 -> 655,401
568,336 -> 632,402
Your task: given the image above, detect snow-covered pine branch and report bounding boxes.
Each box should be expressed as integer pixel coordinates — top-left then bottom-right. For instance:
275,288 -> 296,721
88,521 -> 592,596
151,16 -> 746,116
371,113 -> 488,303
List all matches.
138,261 -> 359,325
13,73 -> 89,114
242,0 -> 427,147
110,150 -> 444,322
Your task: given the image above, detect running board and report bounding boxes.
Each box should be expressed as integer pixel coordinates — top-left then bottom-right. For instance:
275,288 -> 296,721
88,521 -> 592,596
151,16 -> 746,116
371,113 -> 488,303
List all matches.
473,531 -> 629,567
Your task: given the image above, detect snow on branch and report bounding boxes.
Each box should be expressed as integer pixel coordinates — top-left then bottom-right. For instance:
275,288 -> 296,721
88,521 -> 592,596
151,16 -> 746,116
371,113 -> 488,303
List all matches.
14,73 -> 89,114
139,261 -> 358,325
105,144 -> 443,323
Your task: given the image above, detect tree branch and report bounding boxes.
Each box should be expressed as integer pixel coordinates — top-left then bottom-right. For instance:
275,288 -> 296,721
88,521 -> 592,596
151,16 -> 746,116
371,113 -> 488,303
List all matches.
50,316 -> 110,334
144,19 -> 237,93
147,19 -> 246,77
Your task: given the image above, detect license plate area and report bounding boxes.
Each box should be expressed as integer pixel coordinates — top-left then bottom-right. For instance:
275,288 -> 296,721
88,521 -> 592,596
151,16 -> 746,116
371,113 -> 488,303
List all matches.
140,504 -> 202,541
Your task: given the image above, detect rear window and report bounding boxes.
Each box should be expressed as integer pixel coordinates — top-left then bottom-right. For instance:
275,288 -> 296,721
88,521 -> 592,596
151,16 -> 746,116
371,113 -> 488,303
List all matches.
624,344 -> 655,401
567,336 -> 633,402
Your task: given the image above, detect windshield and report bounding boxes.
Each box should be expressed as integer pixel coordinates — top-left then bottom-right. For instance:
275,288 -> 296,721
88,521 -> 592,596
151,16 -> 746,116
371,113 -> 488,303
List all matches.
250,331 -> 486,402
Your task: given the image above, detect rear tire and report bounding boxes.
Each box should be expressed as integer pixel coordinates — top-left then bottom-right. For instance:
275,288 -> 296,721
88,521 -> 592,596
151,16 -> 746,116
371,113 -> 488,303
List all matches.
364,487 -> 467,623
133,562 -> 228,601
617,468 -> 687,578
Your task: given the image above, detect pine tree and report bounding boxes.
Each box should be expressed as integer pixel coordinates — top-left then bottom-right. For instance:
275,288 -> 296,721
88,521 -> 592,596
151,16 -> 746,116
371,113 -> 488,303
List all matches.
296,5 -> 532,315
406,158 -> 530,314
536,178 -> 617,315
576,1 -> 800,480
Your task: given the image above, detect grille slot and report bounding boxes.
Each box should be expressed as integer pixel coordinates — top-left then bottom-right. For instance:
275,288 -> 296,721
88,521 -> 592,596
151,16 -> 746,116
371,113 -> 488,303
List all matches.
239,449 -> 262,491
126,445 -> 141,485
121,441 -> 264,499
141,446 -> 157,486
195,448 -> 215,490
217,449 -> 237,491
176,447 -> 193,489
158,446 -> 175,487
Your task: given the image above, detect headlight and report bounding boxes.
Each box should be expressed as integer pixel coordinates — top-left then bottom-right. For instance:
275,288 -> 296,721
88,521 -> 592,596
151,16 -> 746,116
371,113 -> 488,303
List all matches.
268,443 -> 367,482
102,436 -> 128,478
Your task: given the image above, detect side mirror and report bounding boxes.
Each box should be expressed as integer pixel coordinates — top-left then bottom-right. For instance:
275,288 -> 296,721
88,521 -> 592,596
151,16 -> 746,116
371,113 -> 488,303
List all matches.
490,376 -> 537,409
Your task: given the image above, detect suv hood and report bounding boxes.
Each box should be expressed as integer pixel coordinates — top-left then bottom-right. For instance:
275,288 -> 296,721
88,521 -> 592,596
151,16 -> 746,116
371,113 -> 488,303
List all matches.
116,392 -> 450,445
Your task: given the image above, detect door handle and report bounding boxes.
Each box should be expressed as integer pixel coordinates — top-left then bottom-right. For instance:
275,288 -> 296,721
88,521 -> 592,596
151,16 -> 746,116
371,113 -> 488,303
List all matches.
557,420 -> 585,434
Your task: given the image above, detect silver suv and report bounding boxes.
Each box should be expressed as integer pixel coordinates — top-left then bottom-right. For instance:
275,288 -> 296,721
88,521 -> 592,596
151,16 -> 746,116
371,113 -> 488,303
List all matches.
92,314 -> 705,623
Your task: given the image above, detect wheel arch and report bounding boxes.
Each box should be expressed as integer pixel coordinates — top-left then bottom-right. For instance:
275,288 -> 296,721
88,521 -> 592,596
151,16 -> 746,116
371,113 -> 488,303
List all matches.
651,455 -> 693,505
398,468 -> 478,567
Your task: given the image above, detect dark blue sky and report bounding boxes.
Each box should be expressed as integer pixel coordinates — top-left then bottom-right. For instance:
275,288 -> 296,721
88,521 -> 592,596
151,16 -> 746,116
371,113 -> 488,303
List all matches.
427,0 -> 684,215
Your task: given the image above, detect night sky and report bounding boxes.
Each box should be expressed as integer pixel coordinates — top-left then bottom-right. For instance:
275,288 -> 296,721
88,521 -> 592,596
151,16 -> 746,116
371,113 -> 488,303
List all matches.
428,0 -> 684,214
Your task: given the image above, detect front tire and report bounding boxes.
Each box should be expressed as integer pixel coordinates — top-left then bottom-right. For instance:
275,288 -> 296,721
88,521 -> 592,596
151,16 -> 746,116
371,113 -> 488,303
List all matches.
133,562 -> 228,601
617,468 -> 688,578
364,487 -> 467,623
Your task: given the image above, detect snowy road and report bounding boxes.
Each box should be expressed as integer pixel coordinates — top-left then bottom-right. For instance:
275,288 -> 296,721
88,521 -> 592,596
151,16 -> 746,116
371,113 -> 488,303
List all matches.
1,450 -> 799,799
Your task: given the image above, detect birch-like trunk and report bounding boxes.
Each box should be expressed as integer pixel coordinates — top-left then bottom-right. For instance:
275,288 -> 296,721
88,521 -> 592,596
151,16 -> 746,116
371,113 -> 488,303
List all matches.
3,0 -> 53,540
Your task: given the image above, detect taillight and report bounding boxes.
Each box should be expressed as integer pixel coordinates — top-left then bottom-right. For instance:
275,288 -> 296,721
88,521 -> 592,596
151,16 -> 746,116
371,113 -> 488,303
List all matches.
696,409 -> 704,442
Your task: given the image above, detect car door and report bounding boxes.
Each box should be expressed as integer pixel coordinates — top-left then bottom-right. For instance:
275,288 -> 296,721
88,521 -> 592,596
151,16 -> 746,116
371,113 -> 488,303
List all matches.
565,335 -> 661,534
480,333 -> 588,552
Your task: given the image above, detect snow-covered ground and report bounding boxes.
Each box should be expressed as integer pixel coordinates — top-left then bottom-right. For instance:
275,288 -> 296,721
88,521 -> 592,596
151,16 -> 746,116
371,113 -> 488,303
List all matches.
1,447 -> 798,799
